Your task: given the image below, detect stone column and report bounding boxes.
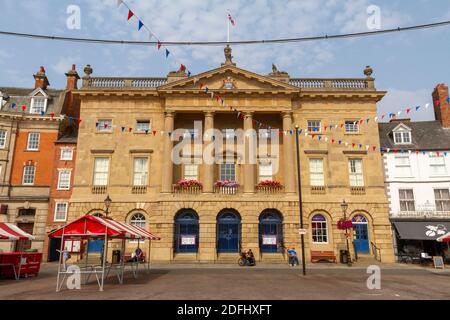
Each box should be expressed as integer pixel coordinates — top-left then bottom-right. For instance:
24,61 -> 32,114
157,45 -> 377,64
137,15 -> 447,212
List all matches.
161,111 -> 174,193
243,112 -> 255,194
203,111 -> 215,193
282,112 -> 296,194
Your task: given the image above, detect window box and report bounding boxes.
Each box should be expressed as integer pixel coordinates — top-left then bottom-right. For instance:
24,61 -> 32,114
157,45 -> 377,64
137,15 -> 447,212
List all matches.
256,180 -> 283,193
214,180 -> 240,195
173,179 -> 203,194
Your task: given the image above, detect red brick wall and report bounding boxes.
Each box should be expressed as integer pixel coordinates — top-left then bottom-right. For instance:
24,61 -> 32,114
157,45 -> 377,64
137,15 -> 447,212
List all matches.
432,83 -> 450,128
11,130 -> 58,186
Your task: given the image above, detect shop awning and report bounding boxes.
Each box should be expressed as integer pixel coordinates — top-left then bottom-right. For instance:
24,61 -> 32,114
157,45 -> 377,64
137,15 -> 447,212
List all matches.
393,221 -> 450,240
48,215 -> 161,240
437,232 -> 450,243
0,223 -> 35,240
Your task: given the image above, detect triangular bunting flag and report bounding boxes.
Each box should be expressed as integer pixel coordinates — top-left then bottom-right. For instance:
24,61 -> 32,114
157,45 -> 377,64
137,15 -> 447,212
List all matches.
165,49 -> 170,58
127,10 -> 134,21
138,20 -> 144,31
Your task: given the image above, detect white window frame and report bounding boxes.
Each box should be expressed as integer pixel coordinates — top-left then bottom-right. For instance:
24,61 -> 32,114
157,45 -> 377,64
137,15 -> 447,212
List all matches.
133,157 -> 149,186
311,215 -> 328,244
345,120 -> 359,134
393,131 -> 412,145
0,130 -> 7,149
220,163 -> 236,181
184,163 -> 199,180
22,165 -> 35,185
399,189 -> 415,212
97,119 -> 113,133
30,97 -> 48,114
394,155 -> 412,177
93,157 -> 110,186
429,153 -> 447,176
60,148 -> 73,161
258,161 -> 273,182
54,202 -> 68,222
435,189 -> 450,212
309,158 -> 324,186
136,120 -> 151,133
348,159 -> 364,187
129,213 -> 146,243
307,120 -> 321,133
57,169 -> 71,190
27,132 -> 40,151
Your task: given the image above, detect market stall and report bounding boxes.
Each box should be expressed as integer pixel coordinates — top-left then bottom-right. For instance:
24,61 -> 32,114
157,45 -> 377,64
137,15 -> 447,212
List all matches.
48,214 -> 160,292
0,222 -> 39,280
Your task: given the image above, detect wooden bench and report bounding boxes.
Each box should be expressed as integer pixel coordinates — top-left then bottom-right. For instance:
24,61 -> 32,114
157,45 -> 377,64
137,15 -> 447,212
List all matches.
311,251 -> 337,263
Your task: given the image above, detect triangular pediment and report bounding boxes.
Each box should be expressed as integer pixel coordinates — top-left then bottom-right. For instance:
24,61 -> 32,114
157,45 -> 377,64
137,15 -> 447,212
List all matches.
159,65 -> 298,92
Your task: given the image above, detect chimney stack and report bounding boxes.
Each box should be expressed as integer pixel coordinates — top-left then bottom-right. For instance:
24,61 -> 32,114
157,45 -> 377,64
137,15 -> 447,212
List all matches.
33,66 -> 50,90
432,83 -> 450,128
65,64 -> 80,90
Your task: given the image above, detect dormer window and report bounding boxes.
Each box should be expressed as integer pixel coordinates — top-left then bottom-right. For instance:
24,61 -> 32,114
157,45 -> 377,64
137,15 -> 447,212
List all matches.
29,88 -> 48,115
392,123 -> 412,145
30,97 -> 47,114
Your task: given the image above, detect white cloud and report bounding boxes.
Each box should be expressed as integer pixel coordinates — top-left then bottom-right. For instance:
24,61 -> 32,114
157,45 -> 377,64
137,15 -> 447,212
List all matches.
52,56 -> 81,75
377,88 -> 435,122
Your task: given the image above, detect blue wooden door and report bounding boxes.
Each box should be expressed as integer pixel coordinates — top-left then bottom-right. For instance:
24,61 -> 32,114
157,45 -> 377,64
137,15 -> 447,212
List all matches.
353,224 -> 369,254
88,239 -> 104,253
217,223 -> 239,253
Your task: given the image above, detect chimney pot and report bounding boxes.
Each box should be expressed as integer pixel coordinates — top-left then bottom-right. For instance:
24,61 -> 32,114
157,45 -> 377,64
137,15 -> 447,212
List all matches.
33,66 -> 49,90
65,64 -> 80,90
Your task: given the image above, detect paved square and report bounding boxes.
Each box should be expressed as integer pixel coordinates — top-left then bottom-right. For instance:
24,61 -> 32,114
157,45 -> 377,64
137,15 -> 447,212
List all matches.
1,263 -> 450,300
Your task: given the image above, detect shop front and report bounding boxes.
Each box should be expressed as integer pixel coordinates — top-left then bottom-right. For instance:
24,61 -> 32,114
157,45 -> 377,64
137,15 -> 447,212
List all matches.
392,220 -> 450,263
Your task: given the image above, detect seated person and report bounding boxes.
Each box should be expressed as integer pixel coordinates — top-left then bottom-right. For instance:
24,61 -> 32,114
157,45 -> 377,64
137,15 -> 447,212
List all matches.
287,248 -> 300,266
127,247 -> 144,262
246,249 -> 255,265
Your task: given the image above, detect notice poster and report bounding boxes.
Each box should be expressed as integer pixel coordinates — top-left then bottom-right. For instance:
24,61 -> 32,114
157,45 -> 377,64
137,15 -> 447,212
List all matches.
181,235 -> 196,245
262,235 -> 277,245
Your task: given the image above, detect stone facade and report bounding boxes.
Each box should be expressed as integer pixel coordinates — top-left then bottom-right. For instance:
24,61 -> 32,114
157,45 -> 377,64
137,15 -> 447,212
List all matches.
68,48 -> 395,263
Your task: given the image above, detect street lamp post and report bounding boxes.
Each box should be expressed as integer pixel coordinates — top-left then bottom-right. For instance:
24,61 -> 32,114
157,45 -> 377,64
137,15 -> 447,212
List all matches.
295,125 -> 306,276
104,195 -> 112,217
340,199 -> 352,266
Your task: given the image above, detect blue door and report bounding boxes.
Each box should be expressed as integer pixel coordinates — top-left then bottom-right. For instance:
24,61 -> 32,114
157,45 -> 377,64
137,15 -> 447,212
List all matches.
88,239 -> 104,253
217,211 -> 240,253
353,224 -> 369,254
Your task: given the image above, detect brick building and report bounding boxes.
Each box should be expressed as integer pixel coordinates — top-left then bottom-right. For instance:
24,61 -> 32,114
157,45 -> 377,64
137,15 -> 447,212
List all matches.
0,66 -> 80,253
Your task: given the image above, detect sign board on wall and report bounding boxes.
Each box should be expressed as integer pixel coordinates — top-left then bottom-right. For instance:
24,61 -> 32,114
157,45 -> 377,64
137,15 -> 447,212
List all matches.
181,235 -> 196,245
262,235 -> 277,245
64,240 -> 81,253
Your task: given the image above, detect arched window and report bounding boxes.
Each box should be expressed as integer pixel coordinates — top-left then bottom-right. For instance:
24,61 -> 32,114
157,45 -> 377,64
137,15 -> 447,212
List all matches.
352,214 -> 368,223
130,213 -> 146,229
174,210 -> 199,253
311,214 -> 328,243
91,212 -> 105,217
259,210 -> 283,253
129,212 -> 146,243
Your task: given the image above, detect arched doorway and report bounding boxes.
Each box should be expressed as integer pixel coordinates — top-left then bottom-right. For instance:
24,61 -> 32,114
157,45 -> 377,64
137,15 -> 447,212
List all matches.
174,209 -> 199,253
217,209 -> 241,253
352,214 -> 369,254
259,210 -> 283,253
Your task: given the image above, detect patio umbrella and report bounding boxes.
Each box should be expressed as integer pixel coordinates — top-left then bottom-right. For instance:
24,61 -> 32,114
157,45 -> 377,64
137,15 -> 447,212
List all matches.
436,232 -> 450,243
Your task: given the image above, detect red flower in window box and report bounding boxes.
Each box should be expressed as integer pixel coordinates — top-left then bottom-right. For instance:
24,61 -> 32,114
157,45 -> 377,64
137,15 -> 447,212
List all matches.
214,180 -> 239,188
175,179 -> 203,188
257,180 -> 283,188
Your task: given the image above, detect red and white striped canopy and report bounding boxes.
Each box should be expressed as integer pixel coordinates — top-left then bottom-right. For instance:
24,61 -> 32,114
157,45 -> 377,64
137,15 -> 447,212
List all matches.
48,215 -> 160,240
437,232 -> 450,243
0,223 -> 35,240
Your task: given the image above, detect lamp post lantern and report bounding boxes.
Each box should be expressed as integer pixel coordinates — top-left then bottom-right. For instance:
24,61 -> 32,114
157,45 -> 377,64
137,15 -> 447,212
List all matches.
104,195 -> 112,217
340,199 -> 352,266
295,125 -> 306,276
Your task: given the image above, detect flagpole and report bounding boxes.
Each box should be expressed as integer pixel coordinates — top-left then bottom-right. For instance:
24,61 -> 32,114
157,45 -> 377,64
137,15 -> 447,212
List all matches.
227,11 -> 230,43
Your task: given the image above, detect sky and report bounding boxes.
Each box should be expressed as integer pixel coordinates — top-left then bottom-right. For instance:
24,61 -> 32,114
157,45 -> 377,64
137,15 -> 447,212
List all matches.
0,0 -> 449,122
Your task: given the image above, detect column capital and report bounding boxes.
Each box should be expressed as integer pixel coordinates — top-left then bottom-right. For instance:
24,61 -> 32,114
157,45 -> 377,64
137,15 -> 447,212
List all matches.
244,111 -> 254,118
164,110 -> 175,117
204,111 -> 215,117
281,111 -> 293,118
